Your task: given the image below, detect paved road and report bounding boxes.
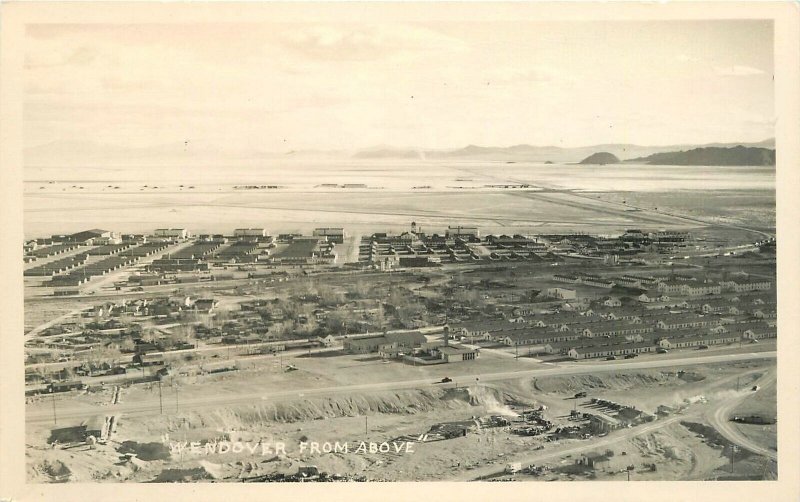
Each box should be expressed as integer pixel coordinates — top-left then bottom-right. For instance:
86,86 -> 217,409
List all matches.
706,370 -> 778,461
26,350 -> 776,425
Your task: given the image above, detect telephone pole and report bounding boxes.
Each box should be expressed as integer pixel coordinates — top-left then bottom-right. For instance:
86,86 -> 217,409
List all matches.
158,380 -> 163,414
50,389 -> 57,425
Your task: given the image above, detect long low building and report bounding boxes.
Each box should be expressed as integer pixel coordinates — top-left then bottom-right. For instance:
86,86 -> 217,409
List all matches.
502,329 -> 580,346
568,341 -> 656,360
343,331 -> 427,354
659,332 -> 741,349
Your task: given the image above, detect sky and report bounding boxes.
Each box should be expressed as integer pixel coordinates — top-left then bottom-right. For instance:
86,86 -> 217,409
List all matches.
23,20 -> 774,158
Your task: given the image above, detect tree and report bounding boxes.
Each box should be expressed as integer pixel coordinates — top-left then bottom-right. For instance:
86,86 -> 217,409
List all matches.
120,337 -> 136,353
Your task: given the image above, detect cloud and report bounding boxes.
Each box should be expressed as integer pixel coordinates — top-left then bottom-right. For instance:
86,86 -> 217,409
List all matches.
278,24 -> 466,61
714,65 -> 765,77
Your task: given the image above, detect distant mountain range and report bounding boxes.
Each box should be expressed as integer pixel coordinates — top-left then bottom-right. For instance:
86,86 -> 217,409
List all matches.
626,146 -> 776,166
352,139 -> 776,164
24,138 -> 776,167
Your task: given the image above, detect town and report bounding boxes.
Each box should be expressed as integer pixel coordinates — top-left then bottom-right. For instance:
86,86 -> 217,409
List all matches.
24,223 -> 777,483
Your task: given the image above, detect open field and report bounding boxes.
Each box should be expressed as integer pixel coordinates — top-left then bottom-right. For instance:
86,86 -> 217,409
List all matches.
24,161 -> 774,241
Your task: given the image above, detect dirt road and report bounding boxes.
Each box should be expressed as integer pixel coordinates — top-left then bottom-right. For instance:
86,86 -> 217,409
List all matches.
26,350 -> 776,424
706,370 -> 778,461
452,367 -> 775,481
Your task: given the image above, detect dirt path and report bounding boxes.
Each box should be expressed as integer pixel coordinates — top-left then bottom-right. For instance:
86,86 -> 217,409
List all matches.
706,370 -> 777,461
25,307 -> 89,338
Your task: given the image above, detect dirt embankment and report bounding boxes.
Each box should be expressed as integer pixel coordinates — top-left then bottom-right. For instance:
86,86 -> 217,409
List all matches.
143,386 -> 524,431
532,370 -> 705,394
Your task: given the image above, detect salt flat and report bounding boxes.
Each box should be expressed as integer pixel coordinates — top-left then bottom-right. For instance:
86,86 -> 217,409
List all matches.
23,160 -> 775,239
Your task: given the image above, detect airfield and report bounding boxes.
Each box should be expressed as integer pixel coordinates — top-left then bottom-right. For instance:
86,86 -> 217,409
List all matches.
23,158 -> 778,483
24,160 -> 775,242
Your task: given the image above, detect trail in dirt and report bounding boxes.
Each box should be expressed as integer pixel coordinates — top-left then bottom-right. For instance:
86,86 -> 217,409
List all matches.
706,370 -> 777,461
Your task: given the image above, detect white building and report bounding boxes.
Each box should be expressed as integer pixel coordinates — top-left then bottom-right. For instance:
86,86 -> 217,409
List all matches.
154,228 -> 190,240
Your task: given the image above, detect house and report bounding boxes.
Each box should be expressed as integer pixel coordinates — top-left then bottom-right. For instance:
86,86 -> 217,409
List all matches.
655,314 -> 720,330
273,237 -> 336,264
502,329 -> 579,346
450,320 -> 522,340
343,331 -> 426,354
544,287 -> 577,300
696,299 -> 742,315
65,229 -> 115,244
317,334 -> 337,347
134,353 -> 165,366
193,298 -> 218,314
153,228 -> 190,240
553,274 -> 580,284
433,344 -> 480,362
313,227 -> 346,244
579,321 -> 653,338
682,281 -> 722,296
668,332 -> 740,348
581,277 -> 614,289
638,292 -> 670,303
720,279 -> 772,293
751,308 -> 777,320
567,341 -> 655,360
602,297 -> 622,308
587,415 -> 620,435
530,312 -> 592,329
233,228 -> 268,238
445,226 -> 480,240
577,452 -> 613,471
617,407 -> 655,426
656,280 -> 687,295
725,320 -> 776,340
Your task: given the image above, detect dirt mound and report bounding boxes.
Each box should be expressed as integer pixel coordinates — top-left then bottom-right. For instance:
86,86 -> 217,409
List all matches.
41,459 -> 72,479
150,386 -> 524,430
151,466 -> 213,483
533,371 -> 690,394
168,389 -> 472,429
118,441 -> 171,461
677,371 -> 706,383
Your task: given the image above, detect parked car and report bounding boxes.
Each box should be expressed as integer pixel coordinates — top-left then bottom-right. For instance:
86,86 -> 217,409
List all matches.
697,345 -> 709,350
656,348 -> 669,354
440,377 -> 453,383
605,356 -> 616,361
624,354 -> 638,359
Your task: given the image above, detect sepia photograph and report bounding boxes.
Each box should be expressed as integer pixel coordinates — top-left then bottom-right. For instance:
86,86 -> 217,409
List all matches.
1,2 -> 799,500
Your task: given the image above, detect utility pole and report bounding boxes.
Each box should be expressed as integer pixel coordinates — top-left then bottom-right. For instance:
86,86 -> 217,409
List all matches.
50,388 -> 57,425
730,445 -> 738,473
365,415 -> 368,435
158,380 -> 163,414
174,379 -> 179,413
